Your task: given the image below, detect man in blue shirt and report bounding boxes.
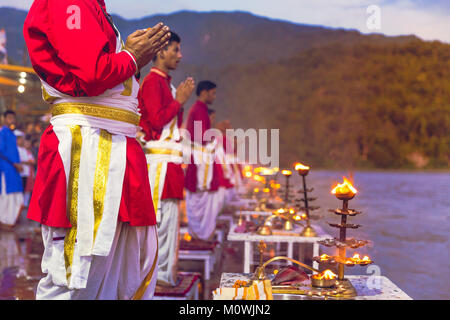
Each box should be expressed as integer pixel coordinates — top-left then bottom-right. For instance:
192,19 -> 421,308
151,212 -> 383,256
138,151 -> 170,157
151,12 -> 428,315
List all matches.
0,110 -> 24,229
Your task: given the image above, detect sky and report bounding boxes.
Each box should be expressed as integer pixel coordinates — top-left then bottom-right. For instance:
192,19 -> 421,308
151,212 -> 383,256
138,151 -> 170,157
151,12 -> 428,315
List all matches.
1,0 -> 449,43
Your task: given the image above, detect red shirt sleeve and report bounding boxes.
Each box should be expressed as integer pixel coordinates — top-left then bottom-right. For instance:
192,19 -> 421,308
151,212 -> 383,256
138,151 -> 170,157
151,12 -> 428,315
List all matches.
24,0 -> 137,97
139,76 -> 181,139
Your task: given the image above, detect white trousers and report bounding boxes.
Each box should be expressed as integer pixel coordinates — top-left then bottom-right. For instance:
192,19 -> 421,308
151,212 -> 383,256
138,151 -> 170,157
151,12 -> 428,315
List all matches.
0,173 -> 23,226
156,199 -> 180,286
186,189 -> 224,241
36,222 -> 158,300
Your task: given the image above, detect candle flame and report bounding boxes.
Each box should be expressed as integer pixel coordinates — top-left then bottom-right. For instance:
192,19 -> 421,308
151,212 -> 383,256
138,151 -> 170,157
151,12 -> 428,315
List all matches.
281,170 -> 292,176
331,176 -> 357,196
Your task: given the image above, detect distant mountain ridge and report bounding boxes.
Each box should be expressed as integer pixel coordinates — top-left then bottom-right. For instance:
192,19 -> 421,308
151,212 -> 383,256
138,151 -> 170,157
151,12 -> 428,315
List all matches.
1,7 -> 419,66
1,7 -> 448,169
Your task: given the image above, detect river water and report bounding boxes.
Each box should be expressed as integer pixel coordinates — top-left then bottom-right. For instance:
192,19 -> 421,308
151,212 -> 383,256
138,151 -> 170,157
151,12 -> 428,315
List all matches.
288,170 -> 449,300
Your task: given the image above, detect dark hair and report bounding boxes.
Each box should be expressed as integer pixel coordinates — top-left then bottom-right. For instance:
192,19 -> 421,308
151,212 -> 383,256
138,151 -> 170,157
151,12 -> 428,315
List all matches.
207,108 -> 216,115
3,110 -> 16,118
153,31 -> 181,61
196,81 -> 217,97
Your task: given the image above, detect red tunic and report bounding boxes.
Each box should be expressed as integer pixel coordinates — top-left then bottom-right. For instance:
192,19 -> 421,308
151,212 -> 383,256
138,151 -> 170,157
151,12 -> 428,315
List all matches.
138,68 -> 184,200
24,0 -> 156,227
23,0 -> 136,97
184,100 -> 220,193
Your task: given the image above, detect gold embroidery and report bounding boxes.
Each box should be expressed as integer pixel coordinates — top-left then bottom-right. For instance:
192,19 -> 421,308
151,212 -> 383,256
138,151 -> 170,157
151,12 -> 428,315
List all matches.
64,125 -> 82,284
92,129 -> 112,244
52,103 -> 140,126
121,77 -> 133,96
42,86 -> 58,102
121,41 -> 133,96
144,148 -> 182,157
152,162 -> 163,217
164,117 -> 178,141
132,231 -> 159,300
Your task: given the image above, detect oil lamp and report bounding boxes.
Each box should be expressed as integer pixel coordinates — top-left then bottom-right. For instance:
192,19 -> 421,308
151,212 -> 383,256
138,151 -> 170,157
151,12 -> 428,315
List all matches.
281,170 -> 292,207
294,162 -> 319,237
312,176 -> 374,298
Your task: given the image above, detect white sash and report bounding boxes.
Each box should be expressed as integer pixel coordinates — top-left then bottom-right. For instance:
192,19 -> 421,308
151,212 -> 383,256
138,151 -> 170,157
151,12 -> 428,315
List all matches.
144,84 -> 183,222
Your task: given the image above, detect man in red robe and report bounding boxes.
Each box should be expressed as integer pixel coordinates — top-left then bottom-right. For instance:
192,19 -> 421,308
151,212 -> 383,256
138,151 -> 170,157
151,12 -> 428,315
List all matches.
23,0 -> 171,300
184,81 -> 225,240
138,32 -> 194,287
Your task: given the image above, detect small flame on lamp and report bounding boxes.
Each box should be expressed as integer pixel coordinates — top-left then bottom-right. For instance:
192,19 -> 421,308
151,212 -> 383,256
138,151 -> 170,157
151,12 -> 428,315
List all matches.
184,233 -> 192,242
281,170 -> 292,176
312,269 -> 337,280
320,254 -> 331,261
294,162 -> 310,171
331,177 -> 358,198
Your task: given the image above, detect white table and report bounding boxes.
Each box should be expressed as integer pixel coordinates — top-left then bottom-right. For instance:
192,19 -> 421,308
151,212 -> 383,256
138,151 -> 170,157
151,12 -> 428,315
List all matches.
235,210 -> 272,221
227,222 -> 331,273
219,273 -> 412,300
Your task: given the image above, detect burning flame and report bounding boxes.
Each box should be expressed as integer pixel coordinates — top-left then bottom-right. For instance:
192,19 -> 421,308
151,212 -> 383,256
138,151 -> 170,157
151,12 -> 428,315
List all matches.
244,171 -> 252,178
263,188 -> 270,193
331,177 -> 358,196
254,188 -> 260,193
351,253 -> 360,261
313,270 -> 337,280
349,253 -> 372,264
253,175 -> 265,183
270,183 -> 281,189
281,170 -> 292,176
293,215 -> 302,221
184,233 -> 192,242
320,254 -> 331,261
294,162 -> 310,171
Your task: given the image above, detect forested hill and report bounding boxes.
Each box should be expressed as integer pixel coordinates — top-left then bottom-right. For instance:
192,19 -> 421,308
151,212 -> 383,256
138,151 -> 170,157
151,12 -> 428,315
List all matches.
1,8 -> 448,169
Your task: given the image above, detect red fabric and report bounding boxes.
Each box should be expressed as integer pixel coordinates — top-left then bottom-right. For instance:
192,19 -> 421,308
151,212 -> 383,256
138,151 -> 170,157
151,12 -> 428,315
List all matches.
154,273 -> 201,297
138,68 -> 184,200
138,68 -> 182,141
23,0 -> 136,97
27,125 -> 156,228
185,100 -> 220,193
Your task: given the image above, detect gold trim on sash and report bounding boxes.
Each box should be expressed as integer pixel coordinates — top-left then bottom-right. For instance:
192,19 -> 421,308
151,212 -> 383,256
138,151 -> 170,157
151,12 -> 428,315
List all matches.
120,42 -> 133,96
152,163 -> 163,216
144,148 -> 183,157
132,231 -> 159,300
42,87 -> 58,103
64,125 -> 82,284
92,129 -> 113,244
52,103 -> 140,126
203,163 -> 210,190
